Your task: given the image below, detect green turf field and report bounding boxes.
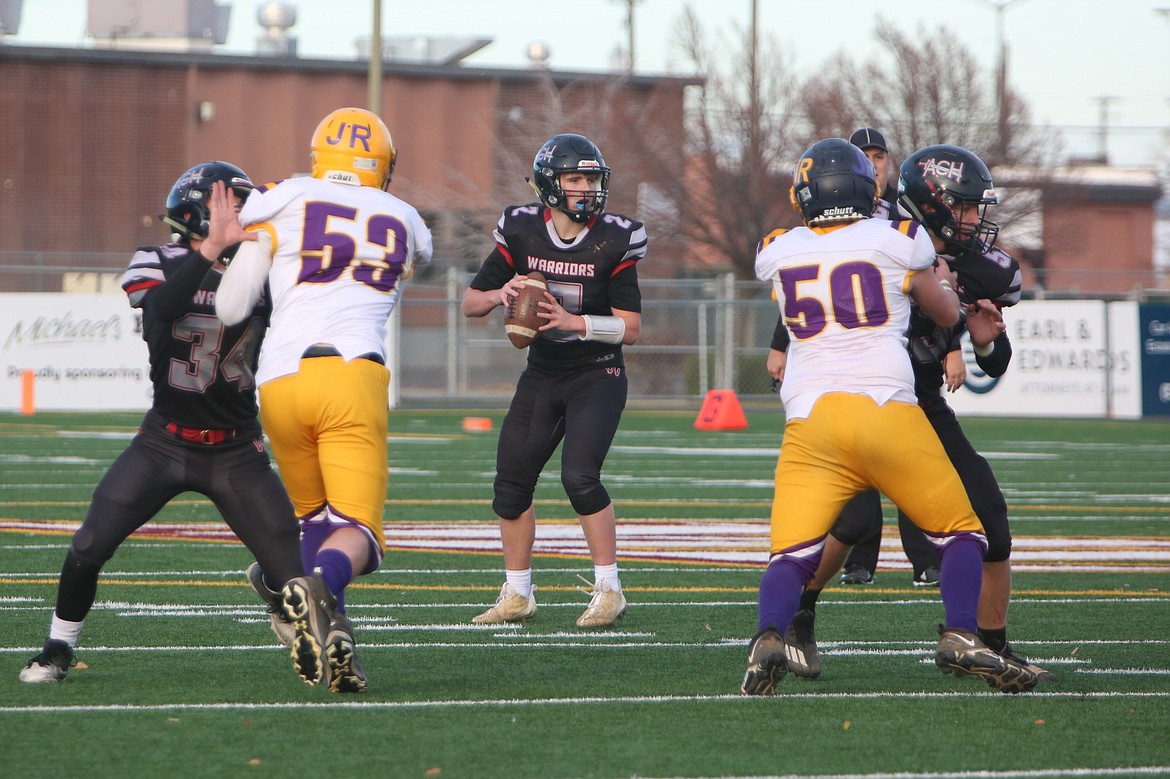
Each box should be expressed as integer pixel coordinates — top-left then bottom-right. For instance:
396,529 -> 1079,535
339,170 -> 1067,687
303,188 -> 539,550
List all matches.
2,409 -> 1169,779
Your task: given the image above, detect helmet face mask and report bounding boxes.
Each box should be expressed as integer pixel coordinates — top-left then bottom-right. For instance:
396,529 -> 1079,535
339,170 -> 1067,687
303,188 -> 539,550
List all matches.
790,139 -> 878,225
310,107 -> 397,190
161,161 -> 253,241
898,144 -> 999,252
530,134 -> 611,223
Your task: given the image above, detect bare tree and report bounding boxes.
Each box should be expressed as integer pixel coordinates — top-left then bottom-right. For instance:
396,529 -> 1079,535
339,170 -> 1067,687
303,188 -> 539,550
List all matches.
804,18 -> 1056,168
802,18 -> 1065,285
623,7 -> 805,280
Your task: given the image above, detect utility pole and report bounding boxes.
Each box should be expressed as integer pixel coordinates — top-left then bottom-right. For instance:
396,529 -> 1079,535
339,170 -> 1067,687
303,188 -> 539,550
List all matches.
368,0 -> 382,115
1093,95 -> 1118,164
613,0 -> 641,72
966,0 -> 1037,160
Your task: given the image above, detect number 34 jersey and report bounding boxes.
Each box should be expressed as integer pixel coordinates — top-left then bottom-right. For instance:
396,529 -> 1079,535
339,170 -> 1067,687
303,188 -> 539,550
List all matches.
240,176 -> 433,385
755,219 -> 936,420
122,244 -> 268,431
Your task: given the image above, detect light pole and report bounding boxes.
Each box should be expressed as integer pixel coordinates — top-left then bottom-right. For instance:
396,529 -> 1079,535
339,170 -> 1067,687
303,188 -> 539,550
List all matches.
368,0 -> 382,115
612,0 -> 642,72
966,0 -> 1037,159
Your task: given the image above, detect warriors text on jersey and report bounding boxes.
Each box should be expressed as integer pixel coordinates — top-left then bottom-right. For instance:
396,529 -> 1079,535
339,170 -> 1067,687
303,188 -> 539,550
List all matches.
469,204 -> 646,372
121,243 -> 268,432
239,175 -> 433,385
755,218 -> 937,420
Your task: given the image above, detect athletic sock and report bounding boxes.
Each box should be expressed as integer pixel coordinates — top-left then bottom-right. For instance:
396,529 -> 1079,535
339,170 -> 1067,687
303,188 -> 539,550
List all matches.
799,586 -> 823,613
313,549 -> 354,614
593,563 -> 621,592
979,626 -> 1008,653
48,614 -> 84,648
505,568 -> 532,598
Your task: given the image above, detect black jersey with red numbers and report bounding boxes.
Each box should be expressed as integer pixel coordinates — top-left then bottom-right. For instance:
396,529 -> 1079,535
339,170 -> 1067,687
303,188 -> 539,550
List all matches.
121,243 -> 270,432
469,204 -> 647,372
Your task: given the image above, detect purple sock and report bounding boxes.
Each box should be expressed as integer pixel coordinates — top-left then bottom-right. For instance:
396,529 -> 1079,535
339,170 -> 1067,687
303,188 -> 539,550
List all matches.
757,558 -> 809,634
314,549 -> 353,614
938,534 -> 985,632
300,522 -> 332,575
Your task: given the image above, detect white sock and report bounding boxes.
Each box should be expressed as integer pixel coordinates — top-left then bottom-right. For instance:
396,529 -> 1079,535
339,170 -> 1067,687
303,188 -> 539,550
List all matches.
593,563 -> 621,592
505,568 -> 532,598
49,615 -> 84,648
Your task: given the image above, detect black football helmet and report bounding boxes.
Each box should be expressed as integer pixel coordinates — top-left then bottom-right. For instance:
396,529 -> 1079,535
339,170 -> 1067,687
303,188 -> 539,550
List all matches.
161,161 -> 254,241
789,138 -> 877,225
898,145 -> 999,252
529,134 -> 610,223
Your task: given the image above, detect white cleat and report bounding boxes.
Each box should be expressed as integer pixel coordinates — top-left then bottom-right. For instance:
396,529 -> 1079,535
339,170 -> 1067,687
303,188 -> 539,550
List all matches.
472,583 -> 537,624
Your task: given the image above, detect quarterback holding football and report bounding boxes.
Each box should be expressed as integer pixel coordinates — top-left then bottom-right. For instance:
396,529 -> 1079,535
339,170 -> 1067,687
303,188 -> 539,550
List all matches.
461,133 -> 647,629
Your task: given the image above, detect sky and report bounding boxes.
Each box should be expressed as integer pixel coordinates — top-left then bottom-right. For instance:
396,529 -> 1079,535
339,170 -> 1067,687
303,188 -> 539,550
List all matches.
9,0 -> 1170,166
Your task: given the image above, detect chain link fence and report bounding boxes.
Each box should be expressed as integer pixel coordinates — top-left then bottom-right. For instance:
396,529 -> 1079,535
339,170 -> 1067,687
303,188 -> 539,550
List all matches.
395,267 -> 780,406
8,253 -> 1168,409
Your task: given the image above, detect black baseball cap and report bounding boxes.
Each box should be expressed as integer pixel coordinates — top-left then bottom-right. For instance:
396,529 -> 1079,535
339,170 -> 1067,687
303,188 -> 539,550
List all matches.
849,128 -> 888,152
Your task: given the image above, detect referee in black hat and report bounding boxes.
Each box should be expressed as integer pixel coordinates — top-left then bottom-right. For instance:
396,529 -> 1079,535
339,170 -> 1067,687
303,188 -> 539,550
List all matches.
849,127 -> 898,210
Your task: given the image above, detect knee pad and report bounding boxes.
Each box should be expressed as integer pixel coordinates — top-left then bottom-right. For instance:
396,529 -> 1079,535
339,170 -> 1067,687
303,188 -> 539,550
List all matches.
68,527 -> 116,570
566,484 -> 610,517
492,496 -> 532,522
972,498 -> 1011,563
984,530 -> 1013,563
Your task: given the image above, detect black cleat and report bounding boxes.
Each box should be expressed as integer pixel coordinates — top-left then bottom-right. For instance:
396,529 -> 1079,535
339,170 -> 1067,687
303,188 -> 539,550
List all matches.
281,572 -> 337,687
246,562 -> 295,648
325,613 -> 367,694
19,639 -> 74,684
936,626 -> 1039,694
840,562 -> 874,585
998,641 -> 1057,682
783,609 -> 822,679
741,628 -> 788,696
912,566 -> 941,587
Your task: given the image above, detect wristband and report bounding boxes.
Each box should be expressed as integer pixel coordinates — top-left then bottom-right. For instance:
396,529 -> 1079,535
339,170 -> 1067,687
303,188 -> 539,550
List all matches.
580,314 -> 626,344
973,342 -> 994,357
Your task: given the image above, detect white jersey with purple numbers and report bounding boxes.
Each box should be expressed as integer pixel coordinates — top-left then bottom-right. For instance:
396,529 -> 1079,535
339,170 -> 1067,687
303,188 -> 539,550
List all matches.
240,176 -> 433,385
755,218 -> 937,420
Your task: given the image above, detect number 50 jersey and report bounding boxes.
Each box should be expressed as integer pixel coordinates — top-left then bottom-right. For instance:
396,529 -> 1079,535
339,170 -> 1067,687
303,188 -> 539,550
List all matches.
755,219 -> 936,420
239,176 -> 433,385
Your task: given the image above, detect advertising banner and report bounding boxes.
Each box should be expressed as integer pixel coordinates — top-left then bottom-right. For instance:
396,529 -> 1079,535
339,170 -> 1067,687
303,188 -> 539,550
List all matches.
1138,302 -> 1170,417
947,300 -> 1141,419
1,294 -> 152,411
1,294 -> 403,412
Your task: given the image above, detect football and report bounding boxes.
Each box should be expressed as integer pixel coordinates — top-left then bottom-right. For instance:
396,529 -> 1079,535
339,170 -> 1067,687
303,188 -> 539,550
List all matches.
504,271 -> 548,348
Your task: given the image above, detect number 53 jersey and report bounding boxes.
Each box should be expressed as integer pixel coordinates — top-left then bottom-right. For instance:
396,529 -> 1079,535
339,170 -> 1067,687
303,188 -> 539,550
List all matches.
755,219 -> 936,420
240,176 -> 433,385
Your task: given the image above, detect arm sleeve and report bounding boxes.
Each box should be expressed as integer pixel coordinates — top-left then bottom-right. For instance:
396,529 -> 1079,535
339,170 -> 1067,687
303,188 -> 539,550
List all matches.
975,331 -> 1012,378
216,236 -> 271,326
770,313 -> 790,351
144,251 -> 215,323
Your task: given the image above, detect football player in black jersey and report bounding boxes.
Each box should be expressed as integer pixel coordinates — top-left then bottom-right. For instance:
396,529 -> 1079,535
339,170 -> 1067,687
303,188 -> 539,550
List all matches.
462,133 -> 647,628
20,162 -> 312,684
769,145 -> 1052,684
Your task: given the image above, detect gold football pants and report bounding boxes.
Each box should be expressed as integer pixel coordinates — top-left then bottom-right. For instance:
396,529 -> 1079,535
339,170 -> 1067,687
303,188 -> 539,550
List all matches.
770,393 -> 984,556
259,356 -> 390,550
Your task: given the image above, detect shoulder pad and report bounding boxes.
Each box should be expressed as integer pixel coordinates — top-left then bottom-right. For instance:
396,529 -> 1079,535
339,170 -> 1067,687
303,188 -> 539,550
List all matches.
758,227 -> 790,251
888,220 -> 922,238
